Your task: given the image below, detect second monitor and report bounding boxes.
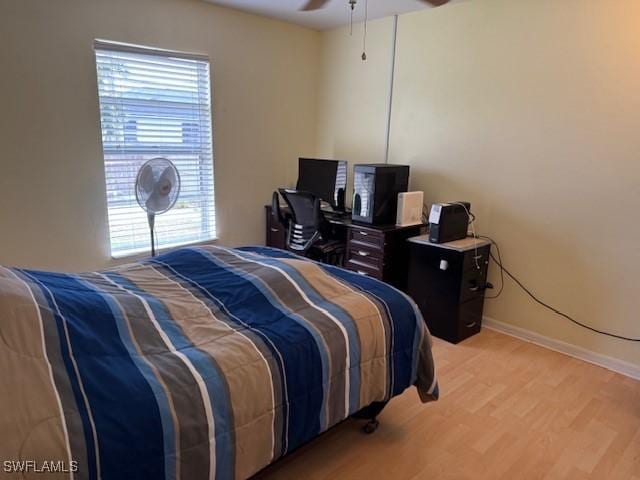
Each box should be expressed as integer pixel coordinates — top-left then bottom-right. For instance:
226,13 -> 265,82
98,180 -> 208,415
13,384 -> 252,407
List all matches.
297,158 -> 347,211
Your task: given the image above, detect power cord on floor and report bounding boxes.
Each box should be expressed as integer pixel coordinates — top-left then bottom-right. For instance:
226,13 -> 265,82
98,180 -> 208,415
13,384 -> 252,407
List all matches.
478,234 -> 640,342
422,202 -> 639,341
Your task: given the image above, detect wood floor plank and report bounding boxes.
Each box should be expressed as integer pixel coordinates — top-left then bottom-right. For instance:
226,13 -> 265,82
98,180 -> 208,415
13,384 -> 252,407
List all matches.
255,329 -> 640,480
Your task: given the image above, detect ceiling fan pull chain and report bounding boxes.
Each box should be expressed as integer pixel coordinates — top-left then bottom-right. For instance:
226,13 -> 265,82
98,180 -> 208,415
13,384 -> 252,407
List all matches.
350,4 -> 354,35
348,0 -> 357,36
361,0 -> 368,61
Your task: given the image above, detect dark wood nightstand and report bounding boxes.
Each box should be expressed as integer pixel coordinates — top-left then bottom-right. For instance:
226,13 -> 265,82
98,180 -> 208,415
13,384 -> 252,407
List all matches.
407,235 -> 491,344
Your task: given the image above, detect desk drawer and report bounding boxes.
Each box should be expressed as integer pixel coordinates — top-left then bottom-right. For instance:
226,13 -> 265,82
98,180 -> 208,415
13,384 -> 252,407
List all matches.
349,228 -> 384,249
345,259 -> 383,280
456,297 -> 484,342
348,242 -> 382,265
346,254 -> 382,271
459,263 -> 489,303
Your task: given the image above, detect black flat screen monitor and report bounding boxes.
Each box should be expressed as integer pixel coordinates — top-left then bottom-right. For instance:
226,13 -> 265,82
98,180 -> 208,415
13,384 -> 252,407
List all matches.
297,158 -> 347,210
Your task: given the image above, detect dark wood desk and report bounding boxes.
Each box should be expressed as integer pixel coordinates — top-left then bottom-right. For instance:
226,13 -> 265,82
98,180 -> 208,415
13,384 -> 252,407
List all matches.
265,205 -> 424,291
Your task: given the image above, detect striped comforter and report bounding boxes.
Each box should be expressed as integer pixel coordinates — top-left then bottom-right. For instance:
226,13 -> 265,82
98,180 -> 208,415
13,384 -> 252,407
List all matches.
0,245 -> 438,480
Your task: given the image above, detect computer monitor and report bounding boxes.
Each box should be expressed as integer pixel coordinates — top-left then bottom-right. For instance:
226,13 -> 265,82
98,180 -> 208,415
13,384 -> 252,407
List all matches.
296,158 -> 347,211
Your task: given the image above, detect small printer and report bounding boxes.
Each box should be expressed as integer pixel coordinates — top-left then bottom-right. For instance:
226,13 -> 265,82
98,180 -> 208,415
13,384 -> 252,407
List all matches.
428,202 -> 471,243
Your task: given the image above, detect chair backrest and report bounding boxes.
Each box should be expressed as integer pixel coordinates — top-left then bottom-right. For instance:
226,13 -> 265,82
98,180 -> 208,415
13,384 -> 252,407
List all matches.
272,191 -> 286,225
278,189 -> 323,253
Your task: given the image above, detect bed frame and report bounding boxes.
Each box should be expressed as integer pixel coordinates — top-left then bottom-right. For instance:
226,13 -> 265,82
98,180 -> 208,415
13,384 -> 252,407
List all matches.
352,400 -> 388,434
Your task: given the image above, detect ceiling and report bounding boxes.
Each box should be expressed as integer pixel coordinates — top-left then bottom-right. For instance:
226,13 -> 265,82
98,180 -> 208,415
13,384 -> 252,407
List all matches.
204,0 -> 450,30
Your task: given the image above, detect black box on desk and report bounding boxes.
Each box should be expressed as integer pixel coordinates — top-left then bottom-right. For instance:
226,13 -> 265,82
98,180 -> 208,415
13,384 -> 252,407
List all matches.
352,164 -> 409,225
428,202 -> 470,243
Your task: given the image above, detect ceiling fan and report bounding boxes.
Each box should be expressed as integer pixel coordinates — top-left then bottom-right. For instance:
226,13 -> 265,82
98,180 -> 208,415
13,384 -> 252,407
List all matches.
300,0 -> 452,61
301,0 -> 451,11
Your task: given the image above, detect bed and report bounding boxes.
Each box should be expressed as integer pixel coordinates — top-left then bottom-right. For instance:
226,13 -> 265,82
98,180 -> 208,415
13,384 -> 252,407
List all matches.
0,245 -> 438,479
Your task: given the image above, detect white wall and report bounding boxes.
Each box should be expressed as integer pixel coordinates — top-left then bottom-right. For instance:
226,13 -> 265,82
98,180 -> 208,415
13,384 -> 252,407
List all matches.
316,0 -> 640,367
0,0 -> 319,271
1,0 -> 638,367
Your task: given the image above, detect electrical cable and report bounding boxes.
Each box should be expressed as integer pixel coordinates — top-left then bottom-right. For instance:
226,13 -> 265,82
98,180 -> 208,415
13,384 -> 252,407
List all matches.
478,234 -> 640,342
422,203 -> 430,224
425,202 -> 638,340
443,204 -> 640,341
450,202 -> 480,270
350,8 -> 353,35
480,236 -> 504,299
361,0 -> 368,61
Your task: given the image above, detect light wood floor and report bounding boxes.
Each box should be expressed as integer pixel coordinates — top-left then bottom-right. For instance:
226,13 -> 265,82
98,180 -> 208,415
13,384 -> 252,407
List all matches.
256,329 -> 640,480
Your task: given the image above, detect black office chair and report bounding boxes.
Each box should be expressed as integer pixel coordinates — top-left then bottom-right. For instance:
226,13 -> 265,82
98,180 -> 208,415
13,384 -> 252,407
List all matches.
272,189 -> 345,266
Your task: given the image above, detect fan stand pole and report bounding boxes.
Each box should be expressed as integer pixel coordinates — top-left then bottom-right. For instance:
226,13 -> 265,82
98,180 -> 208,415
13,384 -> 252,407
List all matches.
147,212 -> 156,257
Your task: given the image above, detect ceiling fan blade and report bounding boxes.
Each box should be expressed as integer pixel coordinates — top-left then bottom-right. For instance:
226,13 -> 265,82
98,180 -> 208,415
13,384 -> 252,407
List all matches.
420,0 -> 451,6
300,0 -> 330,11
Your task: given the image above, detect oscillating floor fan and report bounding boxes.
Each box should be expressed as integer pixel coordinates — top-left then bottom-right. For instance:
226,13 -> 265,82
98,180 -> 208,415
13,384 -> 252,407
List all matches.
135,158 -> 181,256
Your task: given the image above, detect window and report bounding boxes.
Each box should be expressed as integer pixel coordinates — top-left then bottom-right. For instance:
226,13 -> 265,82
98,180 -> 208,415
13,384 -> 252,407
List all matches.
94,40 -> 216,257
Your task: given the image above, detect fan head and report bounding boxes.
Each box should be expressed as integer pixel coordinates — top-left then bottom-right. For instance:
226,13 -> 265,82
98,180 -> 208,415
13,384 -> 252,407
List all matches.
135,158 -> 181,215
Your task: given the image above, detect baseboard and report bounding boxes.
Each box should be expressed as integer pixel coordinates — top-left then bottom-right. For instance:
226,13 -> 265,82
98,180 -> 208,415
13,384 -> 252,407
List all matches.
482,316 -> 640,381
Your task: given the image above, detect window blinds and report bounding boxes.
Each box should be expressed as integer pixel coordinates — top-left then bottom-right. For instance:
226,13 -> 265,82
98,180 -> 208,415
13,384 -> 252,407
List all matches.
94,40 -> 216,257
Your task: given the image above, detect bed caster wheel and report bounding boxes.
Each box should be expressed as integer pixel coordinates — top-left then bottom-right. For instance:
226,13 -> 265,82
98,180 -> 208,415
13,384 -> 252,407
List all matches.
363,419 -> 379,434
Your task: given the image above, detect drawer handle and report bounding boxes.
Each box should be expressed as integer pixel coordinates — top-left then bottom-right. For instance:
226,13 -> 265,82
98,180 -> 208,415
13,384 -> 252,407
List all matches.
469,286 -> 480,292
357,250 -> 370,257
465,321 -> 478,328
358,231 -> 369,236
357,270 -> 369,276
270,228 -> 280,233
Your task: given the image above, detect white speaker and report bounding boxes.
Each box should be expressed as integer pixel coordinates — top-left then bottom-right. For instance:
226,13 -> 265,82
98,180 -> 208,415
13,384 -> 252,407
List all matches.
396,191 -> 424,226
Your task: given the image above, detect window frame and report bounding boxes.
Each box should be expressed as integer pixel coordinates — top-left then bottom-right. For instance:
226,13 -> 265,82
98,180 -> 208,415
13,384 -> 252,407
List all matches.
94,40 -> 217,258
